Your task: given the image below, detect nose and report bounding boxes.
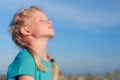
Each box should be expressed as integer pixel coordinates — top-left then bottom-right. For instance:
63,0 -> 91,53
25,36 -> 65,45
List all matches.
48,20 -> 52,24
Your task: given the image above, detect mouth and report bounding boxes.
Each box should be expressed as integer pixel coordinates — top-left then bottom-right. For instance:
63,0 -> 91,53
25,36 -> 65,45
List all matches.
48,26 -> 53,29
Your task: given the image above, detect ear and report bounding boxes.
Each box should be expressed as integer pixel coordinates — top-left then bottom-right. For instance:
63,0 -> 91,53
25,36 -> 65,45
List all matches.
20,27 -> 31,36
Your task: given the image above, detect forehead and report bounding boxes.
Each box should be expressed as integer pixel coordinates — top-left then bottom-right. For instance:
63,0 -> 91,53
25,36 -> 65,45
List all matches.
30,10 -> 48,19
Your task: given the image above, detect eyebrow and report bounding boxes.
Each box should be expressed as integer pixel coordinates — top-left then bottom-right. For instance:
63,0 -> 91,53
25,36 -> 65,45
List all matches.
36,16 -> 48,19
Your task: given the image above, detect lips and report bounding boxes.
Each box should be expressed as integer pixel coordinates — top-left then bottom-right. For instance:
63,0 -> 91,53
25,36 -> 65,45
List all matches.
48,26 -> 53,29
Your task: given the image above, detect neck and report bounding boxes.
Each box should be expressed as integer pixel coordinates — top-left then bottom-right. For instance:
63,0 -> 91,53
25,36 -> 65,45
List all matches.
28,37 -> 49,61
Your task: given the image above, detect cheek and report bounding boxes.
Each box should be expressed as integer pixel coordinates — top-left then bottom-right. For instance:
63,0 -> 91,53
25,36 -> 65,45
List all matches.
30,25 -> 48,37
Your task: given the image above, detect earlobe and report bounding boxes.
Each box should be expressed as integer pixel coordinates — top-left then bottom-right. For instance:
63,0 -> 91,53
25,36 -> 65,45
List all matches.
20,27 -> 31,36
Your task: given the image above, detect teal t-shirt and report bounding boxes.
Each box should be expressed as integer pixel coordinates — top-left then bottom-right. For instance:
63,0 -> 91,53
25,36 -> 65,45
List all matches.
7,48 -> 53,80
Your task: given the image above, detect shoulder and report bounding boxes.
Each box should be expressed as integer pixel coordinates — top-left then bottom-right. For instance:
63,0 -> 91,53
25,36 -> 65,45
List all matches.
15,48 -> 34,62
10,48 -> 35,68
7,48 -> 36,79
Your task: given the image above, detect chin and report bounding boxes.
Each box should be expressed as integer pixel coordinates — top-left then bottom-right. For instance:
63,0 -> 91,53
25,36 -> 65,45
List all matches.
50,31 -> 55,36
49,33 -> 55,39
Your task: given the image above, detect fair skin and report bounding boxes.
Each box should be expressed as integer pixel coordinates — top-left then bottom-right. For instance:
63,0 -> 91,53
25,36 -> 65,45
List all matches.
18,10 -> 54,80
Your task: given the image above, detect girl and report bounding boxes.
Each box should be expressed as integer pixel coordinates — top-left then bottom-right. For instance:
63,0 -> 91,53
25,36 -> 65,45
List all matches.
7,6 -> 59,80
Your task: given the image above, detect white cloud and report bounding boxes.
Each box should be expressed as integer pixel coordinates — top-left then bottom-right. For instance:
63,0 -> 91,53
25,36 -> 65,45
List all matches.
1,0 -> 119,26
43,2 -> 120,33
1,0 -> 120,32
46,4 -> 120,26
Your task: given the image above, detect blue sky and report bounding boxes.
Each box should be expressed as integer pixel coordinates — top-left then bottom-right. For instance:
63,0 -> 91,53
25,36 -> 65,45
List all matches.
0,0 -> 120,74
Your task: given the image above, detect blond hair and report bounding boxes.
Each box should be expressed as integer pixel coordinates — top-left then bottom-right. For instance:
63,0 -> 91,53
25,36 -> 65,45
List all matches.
10,6 -> 59,80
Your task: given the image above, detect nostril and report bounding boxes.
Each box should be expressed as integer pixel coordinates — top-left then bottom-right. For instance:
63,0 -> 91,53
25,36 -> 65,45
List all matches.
48,20 -> 52,24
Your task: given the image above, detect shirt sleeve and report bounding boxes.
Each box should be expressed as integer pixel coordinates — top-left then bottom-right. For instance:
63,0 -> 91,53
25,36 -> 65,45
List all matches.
7,51 -> 36,79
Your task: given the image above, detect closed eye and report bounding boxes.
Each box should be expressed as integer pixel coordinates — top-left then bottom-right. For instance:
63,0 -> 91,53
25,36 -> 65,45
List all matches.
38,19 -> 50,23
39,19 -> 44,21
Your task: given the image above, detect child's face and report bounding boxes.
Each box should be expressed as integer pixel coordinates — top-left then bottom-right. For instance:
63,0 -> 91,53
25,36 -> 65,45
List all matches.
28,10 -> 55,39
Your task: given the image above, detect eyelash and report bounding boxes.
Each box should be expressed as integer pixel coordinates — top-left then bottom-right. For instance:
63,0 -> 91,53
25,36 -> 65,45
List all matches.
38,19 -> 50,23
